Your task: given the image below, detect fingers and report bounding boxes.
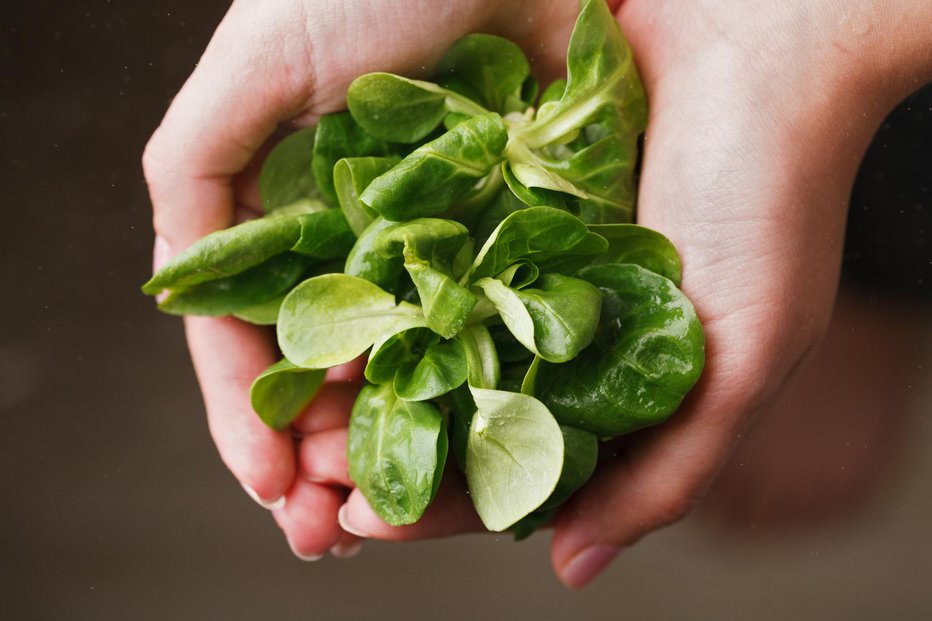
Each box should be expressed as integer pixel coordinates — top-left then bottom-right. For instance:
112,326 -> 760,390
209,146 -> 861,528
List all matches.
291,358 -> 365,552
144,3 -> 322,515
490,1 -> 579,83
298,413 -> 485,542
338,469 -> 484,541
299,428 -> 351,487
143,1 -> 315,252
272,478 -> 345,560
291,380 -> 361,435
292,383 -> 358,435
550,366 -> 740,588
185,316 -> 295,506
330,531 -> 365,559
287,358 -> 366,555
324,355 -> 367,383
294,359 -> 364,484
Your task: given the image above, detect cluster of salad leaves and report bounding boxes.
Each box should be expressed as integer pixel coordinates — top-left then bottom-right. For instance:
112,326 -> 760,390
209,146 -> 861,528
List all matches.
143,0 -> 704,536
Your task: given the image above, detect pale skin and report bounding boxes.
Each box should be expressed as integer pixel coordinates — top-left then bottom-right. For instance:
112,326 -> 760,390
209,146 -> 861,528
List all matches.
144,0 -> 932,585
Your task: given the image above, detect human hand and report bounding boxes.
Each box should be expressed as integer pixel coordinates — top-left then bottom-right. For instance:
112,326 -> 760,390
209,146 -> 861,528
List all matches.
142,0 -> 587,559
335,0 -> 932,584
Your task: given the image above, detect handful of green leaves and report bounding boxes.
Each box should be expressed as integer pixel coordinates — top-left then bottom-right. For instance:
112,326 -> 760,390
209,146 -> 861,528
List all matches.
143,0 -> 704,535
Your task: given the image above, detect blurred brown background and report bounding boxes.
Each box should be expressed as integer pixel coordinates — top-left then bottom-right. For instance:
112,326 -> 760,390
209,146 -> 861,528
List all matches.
2,2 -> 930,619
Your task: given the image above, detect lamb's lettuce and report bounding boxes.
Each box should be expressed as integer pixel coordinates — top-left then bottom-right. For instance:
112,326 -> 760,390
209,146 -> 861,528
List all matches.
143,0 -> 704,535
348,383 -> 448,525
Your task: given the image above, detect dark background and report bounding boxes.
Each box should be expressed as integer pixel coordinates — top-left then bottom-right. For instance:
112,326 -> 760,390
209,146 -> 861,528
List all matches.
2,2 -> 931,619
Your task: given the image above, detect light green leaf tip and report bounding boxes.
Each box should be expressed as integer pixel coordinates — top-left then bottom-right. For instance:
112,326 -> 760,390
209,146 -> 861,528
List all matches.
466,387 -> 563,531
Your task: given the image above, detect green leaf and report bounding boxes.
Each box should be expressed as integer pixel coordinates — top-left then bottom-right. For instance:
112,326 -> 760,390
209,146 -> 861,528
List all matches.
465,387 -> 564,531
505,138 -> 591,199
278,274 -> 425,369
267,200 -> 330,217
447,384 -> 476,472
259,127 -> 326,213
520,355 -> 542,396
547,132 -> 640,224
504,0 -> 647,223
499,360 -> 534,394
451,237 -> 478,281
394,337 -> 468,401
250,359 -> 326,430
142,215 -> 305,294
441,166 -> 505,228
517,0 -> 646,149
344,217 -> 404,291
456,324 -> 500,390
347,384 -> 391,486
365,328 -> 431,385
149,209 -> 354,316
508,424 -> 596,540
538,79 -> 567,106
586,223 -> 683,285
504,130 -> 640,224
158,252 -> 312,317
365,328 -> 468,401
539,426 -> 598,512
361,113 -> 508,220
436,34 -> 533,113
375,218 -> 476,337
312,112 -> 397,205
406,260 -> 476,338
520,76 -> 539,111
333,156 -> 399,235
347,73 -> 486,143
375,218 -> 469,269
142,208 -> 351,302
495,260 -> 539,290
290,208 -> 356,258
348,384 -> 448,525
469,185 -> 527,247
231,257 -> 345,325
474,273 -> 602,363
532,229 -> 610,276
233,293 -> 286,325
442,111 -> 470,130
510,508 -> 555,541
537,263 -> 705,436
488,323 -> 534,365
469,206 -> 606,281
501,161 -> 577,211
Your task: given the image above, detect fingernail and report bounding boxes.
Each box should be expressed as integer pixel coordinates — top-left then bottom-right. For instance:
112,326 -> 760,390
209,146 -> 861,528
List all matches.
152,236 -> 172,303
330,540 -> 363,559
337,504 -> 370,538
300,472 -> 328,484
152,235 -> 171,274
241,482 -> 286,511
559,544 -> 619,589
287,537 -> 324,562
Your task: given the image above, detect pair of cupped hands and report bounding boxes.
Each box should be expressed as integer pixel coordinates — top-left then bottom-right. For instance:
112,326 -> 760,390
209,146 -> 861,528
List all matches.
143,0 -> 928,588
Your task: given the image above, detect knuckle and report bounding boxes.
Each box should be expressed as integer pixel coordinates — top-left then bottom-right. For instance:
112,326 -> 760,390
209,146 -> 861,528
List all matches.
648,489 -> 698,528
141,128 -> 171,187
141,127 -> 180,239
